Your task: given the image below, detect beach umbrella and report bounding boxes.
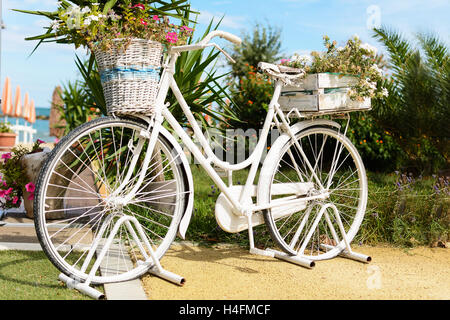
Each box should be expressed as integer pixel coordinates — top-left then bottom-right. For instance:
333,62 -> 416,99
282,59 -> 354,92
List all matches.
29,100 -> 36,124
13,85 -> 22,118
1,78 -> 6,112
1,77 -> 12,116
23,92 -> 30,121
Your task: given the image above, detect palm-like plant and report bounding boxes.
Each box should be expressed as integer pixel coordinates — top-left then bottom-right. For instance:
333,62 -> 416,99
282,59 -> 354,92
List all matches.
168,16 -> 237,129
15,0 -> 197,54
372,27 -> 449,172
58,79 -> 97,135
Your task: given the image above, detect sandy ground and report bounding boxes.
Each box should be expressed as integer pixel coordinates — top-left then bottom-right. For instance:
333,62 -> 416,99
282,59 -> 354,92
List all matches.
141,243 -> 450,300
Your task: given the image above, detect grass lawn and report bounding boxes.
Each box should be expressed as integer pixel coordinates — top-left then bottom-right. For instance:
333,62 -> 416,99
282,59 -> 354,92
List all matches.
185,165 -> 449,248
0,251 -> 95,300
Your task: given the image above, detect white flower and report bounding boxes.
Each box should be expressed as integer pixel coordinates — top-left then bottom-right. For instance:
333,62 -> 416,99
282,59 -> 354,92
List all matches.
370,64 -> 383,76
87,14 -> 99,22
337,46 -> 345,52
382,88 -> 389,97
81,7 -> 91,14
300,54 -> 312,64
290,53 -> 312,65
367,79 -> 377,90
63,5 -> 80,17
361,43 -> 378,55
50,20 -> 60,31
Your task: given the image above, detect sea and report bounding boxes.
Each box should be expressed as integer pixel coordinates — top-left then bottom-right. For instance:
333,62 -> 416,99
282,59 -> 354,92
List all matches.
35,107 -> 53,142
7,107 -> 53,144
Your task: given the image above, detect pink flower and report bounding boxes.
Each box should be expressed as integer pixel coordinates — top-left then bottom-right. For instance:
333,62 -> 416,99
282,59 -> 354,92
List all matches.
0,190 -> 5,198
5,188 -> 13,196
140,18 -> 148,26
37,139 -> 45,144
2,153 -> 11,161
281,59 -> 291,64
132,4 -> 145,10
54,138 -> 60,144
152,15 -> 159,21
166,32 -> 178,44
12,196 -> 19,205
181,26 -> 193,33
25,182 -> 36,193
28,193 -> 34,201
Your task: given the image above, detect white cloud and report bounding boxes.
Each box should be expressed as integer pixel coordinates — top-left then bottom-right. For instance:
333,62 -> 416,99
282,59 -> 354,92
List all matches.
195,10 -> 247,30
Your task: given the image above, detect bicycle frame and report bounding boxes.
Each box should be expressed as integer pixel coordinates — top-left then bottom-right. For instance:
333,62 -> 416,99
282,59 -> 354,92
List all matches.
117,49 -> 332,221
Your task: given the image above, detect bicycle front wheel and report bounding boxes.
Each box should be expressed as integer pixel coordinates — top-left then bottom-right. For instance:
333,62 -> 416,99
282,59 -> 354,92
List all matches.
34,117 -> 189,284
260,127 -> 368,260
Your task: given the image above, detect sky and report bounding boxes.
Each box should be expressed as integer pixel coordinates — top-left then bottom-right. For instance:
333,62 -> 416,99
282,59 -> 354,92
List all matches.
1,0 -> 449,107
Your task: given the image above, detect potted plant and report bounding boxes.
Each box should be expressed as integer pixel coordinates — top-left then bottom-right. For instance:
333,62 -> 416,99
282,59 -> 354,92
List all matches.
18,1 -> 196,116
0,122 -> 17,151
0,139 -> 56,219
278,35 -> 389,113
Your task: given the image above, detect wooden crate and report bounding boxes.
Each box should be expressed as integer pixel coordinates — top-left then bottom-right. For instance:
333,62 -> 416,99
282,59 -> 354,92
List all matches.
279,73 -> 371,116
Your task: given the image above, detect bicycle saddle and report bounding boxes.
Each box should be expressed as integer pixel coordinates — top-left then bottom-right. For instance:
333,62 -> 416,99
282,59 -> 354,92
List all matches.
258,62 -> 306,86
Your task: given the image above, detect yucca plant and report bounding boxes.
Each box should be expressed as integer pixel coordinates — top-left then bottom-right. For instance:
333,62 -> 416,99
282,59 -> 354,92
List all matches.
58,78 -> 100,135
167,15 -> 238,129
371,26 -> 449,172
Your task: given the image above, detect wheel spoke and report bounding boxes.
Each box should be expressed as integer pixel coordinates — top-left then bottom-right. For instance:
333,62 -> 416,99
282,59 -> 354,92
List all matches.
264,128 -> 367,260
35,118 -> 187,283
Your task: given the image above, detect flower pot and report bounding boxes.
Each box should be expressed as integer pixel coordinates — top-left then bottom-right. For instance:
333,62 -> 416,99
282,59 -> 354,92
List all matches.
92,39 -> 164,116
19,148 -> 64,219
0,133 -> 17,151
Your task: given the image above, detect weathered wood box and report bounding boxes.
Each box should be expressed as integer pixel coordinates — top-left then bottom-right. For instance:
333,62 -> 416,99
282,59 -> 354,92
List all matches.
279,73 -> 371,117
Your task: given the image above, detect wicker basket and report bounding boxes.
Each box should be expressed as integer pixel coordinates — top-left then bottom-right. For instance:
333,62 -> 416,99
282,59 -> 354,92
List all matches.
93,39 -> 164,116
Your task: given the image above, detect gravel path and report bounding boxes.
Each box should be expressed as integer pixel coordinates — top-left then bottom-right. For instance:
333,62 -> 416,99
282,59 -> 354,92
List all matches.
141,243 -> 449,300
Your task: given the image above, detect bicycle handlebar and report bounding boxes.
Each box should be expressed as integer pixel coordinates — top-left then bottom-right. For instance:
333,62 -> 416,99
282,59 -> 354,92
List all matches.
170,30 -> 242,55
199,30 -> 242,46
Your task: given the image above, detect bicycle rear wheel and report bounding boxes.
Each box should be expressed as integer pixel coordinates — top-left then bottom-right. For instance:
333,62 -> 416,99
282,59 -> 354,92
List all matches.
34,117 -> 189,284
259,127 -> 368,260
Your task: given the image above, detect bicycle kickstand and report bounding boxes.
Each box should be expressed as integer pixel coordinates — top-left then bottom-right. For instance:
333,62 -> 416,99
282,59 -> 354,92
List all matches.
245,211 -> 315,269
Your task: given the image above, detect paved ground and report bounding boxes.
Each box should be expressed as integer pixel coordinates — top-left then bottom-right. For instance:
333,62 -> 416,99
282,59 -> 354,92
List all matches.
1,211 -> 449,300
141,242 -> 450,300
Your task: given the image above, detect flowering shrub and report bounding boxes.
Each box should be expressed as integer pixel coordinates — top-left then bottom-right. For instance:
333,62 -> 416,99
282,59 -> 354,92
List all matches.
0,122 -> 14,134
0,140 -> 45,209
281,35 -> 389,101
226,64 -> 274,131
21,1 -> 195,51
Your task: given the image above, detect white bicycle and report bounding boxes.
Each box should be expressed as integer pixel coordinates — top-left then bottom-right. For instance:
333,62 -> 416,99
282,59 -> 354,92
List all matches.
34,31 -> 371,299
